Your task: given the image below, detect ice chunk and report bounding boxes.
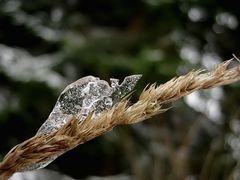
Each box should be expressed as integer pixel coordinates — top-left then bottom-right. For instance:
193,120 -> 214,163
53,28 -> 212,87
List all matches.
111,75 -> 142,103
22,75 -> 141,171
36,75 -> 141,137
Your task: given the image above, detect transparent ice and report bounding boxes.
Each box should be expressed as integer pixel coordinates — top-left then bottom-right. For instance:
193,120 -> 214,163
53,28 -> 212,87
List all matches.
22,75 -> 141,171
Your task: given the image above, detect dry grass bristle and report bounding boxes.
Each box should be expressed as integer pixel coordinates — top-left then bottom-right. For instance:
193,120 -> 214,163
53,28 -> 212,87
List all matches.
1,58 -> 240,180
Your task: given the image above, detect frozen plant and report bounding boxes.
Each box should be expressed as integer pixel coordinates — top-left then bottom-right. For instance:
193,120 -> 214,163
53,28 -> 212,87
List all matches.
1,59 -> 240,179
37,75 -> 142,136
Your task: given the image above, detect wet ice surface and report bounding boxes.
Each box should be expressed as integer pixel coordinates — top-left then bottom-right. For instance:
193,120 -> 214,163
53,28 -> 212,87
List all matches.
36,75 -> 141,136
22,75 -> 141,171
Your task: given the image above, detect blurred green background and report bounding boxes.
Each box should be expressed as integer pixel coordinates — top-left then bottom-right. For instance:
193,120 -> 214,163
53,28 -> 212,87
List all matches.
0,0 -> 240,179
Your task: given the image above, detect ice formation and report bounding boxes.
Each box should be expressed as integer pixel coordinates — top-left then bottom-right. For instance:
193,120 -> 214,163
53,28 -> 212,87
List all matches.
36,75 -> 142,136
22,75 -> 141,171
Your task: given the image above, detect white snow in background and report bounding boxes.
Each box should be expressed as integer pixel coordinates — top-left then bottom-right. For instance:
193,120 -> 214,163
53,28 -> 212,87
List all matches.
226,133 -> 240,161
10,169 -> 132,180
201,53 -> 221,69
226,119 -> 240,161
184,87 -> 224,123
10,169 -> 74,180
180,45 -> 201,64
188,6 -> 206,22
0,44 -> 65,88
230,119 -> 240,134
216,12 -> 239,30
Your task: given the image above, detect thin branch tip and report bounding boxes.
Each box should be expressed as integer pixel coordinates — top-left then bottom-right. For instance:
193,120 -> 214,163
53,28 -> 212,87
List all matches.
232,54 -> 240,63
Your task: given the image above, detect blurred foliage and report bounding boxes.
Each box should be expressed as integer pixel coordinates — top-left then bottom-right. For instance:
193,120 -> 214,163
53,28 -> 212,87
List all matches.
0,0 -> 240,179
